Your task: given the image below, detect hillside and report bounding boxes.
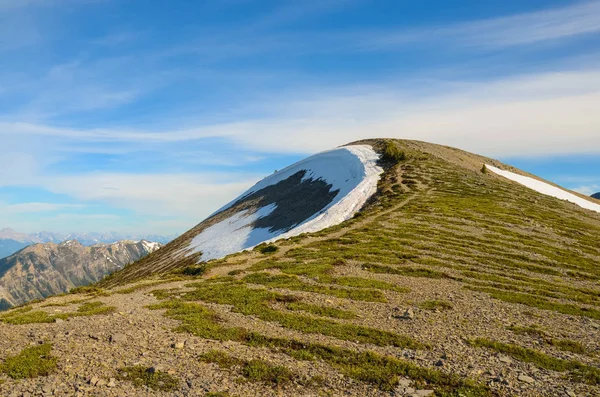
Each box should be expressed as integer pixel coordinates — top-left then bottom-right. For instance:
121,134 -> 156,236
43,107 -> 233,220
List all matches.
593,192 -> 600,200
0,240 -> 161,309
0,139 -> 598,397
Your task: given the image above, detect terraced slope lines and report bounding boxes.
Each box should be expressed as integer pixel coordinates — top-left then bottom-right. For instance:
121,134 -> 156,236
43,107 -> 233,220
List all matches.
13,139 -> 594,397
104,143 -> 384,284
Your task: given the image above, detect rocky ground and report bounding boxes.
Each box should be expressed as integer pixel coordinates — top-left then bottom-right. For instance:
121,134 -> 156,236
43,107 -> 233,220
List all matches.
1,140 -> 598,397
0,270 -> 597,397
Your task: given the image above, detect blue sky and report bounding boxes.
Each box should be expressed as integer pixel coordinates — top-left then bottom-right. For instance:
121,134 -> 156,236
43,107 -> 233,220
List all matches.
1,0 -> 599,235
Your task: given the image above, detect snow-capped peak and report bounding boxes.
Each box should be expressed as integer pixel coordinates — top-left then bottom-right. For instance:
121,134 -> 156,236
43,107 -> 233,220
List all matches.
188,144 -> 383,262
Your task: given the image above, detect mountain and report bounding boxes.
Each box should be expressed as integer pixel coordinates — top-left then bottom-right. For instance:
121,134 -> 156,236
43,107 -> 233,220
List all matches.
1,139 -> 599,397
0,240 -> 161,309
592,192 -> 600,199
0,239 -> 28,260
0,229 -> 174,258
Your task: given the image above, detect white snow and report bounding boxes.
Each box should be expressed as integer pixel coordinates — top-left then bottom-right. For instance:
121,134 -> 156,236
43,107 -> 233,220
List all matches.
190,145 -> 383,261
486,164 -> 600,214
140,240 -> 161,253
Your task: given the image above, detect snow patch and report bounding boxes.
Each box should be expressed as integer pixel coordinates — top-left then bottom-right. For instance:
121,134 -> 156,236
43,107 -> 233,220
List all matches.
190,145 -> 383,261
486,165 -> 600,214
190,204 -> 277,261
140,240 -> 161,253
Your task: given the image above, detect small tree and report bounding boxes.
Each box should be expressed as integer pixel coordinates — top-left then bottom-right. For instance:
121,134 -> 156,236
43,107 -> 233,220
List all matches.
481,164 -> 487,174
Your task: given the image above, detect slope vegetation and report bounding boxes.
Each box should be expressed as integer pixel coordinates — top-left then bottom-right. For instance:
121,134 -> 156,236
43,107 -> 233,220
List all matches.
0,139 -> 598,397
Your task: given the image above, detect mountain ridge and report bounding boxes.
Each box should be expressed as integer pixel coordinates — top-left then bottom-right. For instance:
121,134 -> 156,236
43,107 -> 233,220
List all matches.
1,139 -> 598,396
0,239 -> 161,309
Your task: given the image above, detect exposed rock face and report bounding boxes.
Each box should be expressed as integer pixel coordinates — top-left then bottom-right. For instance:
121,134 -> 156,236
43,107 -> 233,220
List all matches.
592,192 -> 600,199
0,240 -> 160,308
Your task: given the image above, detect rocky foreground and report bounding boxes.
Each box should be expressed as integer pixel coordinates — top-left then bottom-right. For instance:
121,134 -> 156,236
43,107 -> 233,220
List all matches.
0,140 -> 598,397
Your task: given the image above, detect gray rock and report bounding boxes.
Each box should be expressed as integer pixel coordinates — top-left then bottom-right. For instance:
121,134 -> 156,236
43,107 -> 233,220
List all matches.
518,374 -> 535,384
403,308 -> 415,320
498,355 -> 512,364
109,333 -> 126,343
415,391 -> 434,397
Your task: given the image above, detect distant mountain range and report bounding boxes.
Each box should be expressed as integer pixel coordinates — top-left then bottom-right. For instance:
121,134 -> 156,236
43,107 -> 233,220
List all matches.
592,192 -> 600,199
0,239 -> 161,310
0,227 -> 175,259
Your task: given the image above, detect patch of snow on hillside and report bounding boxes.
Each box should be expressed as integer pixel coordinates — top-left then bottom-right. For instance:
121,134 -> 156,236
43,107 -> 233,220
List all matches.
140,240 -> 161,253
191,204 -> 277,261
486,165 -> 600,214
190,145 -> 383,261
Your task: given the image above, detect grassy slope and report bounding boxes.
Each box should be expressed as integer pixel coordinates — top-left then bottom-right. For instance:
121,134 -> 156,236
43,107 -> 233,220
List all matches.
5,139 -> 598,396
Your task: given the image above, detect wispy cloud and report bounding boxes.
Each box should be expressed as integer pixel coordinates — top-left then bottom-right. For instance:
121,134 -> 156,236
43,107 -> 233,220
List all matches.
359,1 -> 600,50
4,68 -> 600,157
0,202 -> 84,214
573,184 -> 600,196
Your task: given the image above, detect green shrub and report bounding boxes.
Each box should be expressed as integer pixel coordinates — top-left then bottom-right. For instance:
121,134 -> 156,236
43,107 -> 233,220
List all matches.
382,141 -> 406,162
0,344 -> 57,379
254,243 -> 279,255
117,366 -> 179,391
181,264 -> 209,276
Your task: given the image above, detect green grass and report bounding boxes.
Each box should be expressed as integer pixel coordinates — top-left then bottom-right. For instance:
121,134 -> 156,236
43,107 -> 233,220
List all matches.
466,286 -> 600,320
115,279 -> 182,294
150,300 -> 490,395
0,344 -> 57,379
468,338 -> 600,385
418,300 -> 453,311
243,273 -> 387,303
507,325 -> 588,355
319,275 -> 410,293
285,301 -> 356,319
200,350 -> 295,385
165,281 -> 422,349
362,263 -> 452,279
68,286 -> 110,296
117,366 -> 179,391
0,301 -> 115,324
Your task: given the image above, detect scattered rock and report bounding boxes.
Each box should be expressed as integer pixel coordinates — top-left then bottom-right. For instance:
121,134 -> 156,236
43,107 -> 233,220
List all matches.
402,308 -> 415,320
172,341 -> 185,349
109,333 -> 126,343
518,374 -> 535,384
414,390 -> 434,396
498,355 -> 512,364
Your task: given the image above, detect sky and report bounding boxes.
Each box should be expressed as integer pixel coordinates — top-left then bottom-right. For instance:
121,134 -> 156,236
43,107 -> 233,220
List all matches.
1,0 -> 599,235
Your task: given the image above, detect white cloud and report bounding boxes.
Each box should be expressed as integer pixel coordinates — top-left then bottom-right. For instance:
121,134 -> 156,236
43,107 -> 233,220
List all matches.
361,1 -> 600,50
41,172 -> 263,219
573,184 -> 600,196
0,202 -> 84,214
3,68 -> 599,157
